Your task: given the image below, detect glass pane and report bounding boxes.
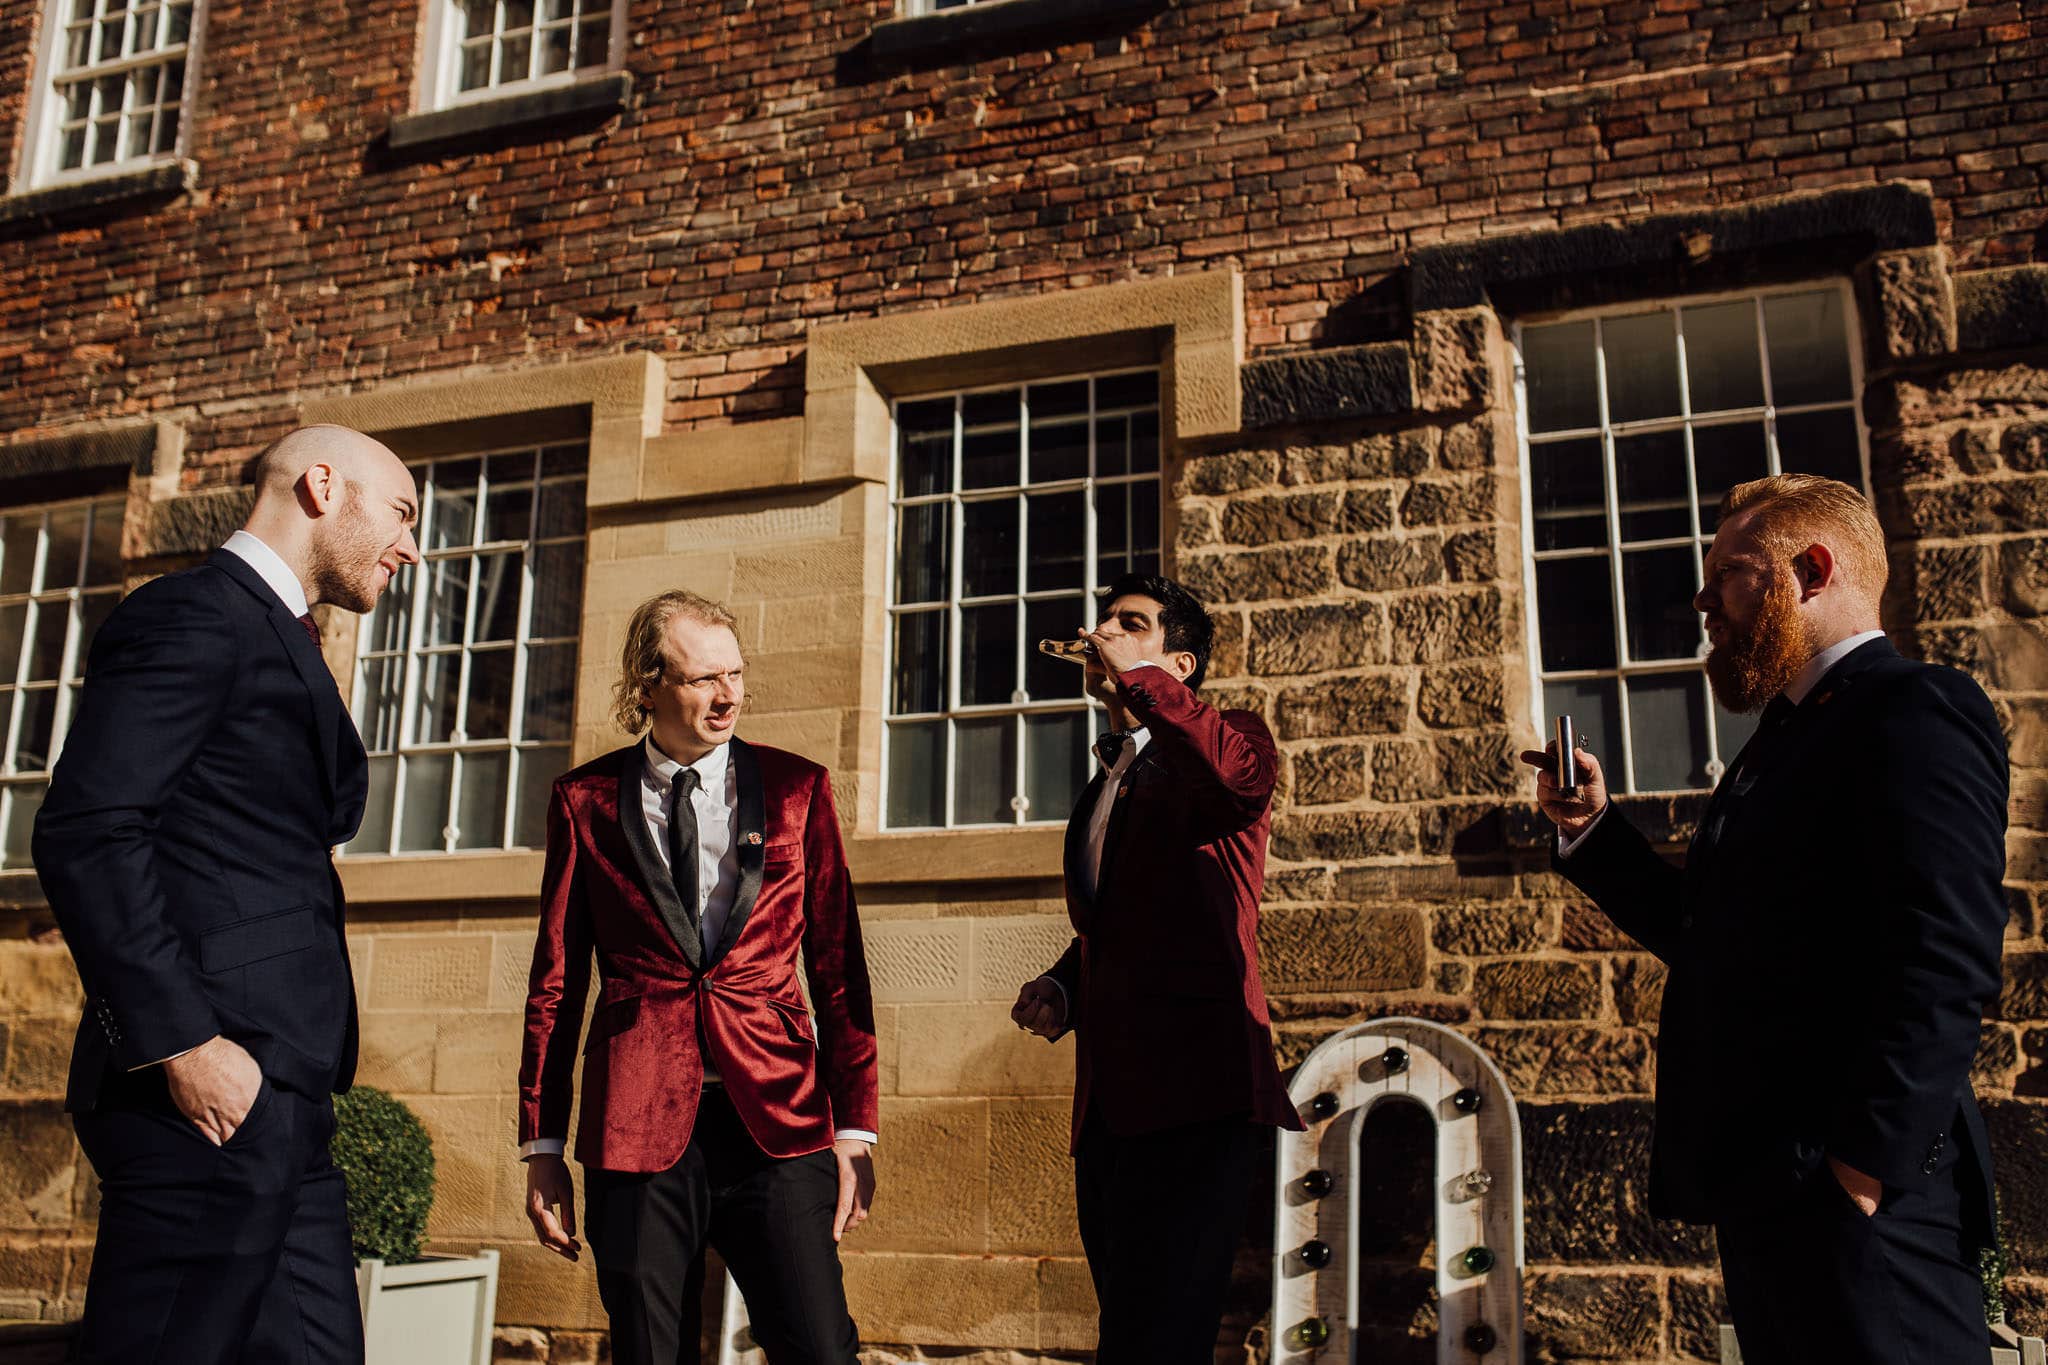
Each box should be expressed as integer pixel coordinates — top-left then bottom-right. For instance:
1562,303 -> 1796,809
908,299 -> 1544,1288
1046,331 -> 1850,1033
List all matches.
66,25 -> 91,68
1692,422 -> 1769,531
539,23 -> 571,73
413,652 -> 461,743
460,0 -> 494,38
1613,429 -> 1690,542
152,102 -> 177,153
365,582 -> 412,654
1522,321 -> 1598,433
455,750 -> 508,850
522,642 -> 575,741
45,507 -> 86,589
352,755 -> 397,855
895,399 -> 953,498
1529,437 -> 1606,551
60,125 -> 86,171
399,753 -> 453,852
1024,711 -> 1088,822
25,603 -> 69,682
133,4 -> 157,49
165,0 -> 189,42
1622,547 -> 1701,663
514,746 -> 568,847
458,40 -> 491,90
463,647 -> 516,740
1027,491 -> 1084,592
357,657 -> 403,752
1535,558 -> 1616,671
85,502 -> 122,584
75,592 -> 114,674
539,443 -> 587,478
960,499 -> 1018,599
952,716 -> 1016,825
960,391 -> 1020,489
428,459 -> 480,547
484,476 -> 533,545
1763,291 -> 1852,406
3,785 -> 44,868
499,33 -> 532,81
1681,301 -> 1763,414
575,16 -> 607,65
885,720 -> 944,828
1602,312 -> 1681,424
1628,673 -> 1710,791
1128,410 -> 1160,474
1774,409 -> 1862,488
1030,380 -> 1088,420
893,504 -> 948,605
14,689 -> 56,771
1095,414 -> 1130,478
472,550 -> 523,643
1024,597 -> 1089,701
0,606 -> 24,675
529,543 -> 583,638
890,612 -> 944,716
535,478 -> 585,539
505,0 -> 534,28
1029,418 -> 1089,485
959,603 -> 1016,707
1095,482 -> 1159,583
1713,699 -> 1761,773
1541,678 -> 1623,785
124,110 -> 151,159
0,516 -> 37,594
1095,371 -> 1157,410
422,557 -> 471,647
90,117 -> 120,165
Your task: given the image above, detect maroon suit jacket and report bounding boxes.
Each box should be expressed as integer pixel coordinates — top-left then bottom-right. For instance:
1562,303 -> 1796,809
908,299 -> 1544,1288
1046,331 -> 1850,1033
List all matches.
517,738 -> 879,1172
1044,669 -> 1303,1151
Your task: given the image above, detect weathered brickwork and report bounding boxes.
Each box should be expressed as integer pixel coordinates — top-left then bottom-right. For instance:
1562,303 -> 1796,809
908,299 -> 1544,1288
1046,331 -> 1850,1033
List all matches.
2,0 -> 2046,1361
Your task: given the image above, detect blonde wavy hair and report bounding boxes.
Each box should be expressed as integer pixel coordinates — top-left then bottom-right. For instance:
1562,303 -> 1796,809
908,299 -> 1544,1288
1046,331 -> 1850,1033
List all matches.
611,590 -> 740,734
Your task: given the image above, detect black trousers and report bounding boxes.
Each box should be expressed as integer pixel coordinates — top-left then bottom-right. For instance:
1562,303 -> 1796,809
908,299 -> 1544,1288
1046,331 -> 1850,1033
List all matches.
71,1071 -> 362,1365
1074,1105 -> 1260,1365
1715,1147 -> 1988,1365
583,1086 -> 859,1365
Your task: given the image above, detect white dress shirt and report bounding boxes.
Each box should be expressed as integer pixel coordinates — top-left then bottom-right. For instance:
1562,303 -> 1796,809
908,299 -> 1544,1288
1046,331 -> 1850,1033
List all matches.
1083,726 -> 1151,902
522,735 -> 874,1157
222,529 -> 310,617
1558,629 -> 1889,859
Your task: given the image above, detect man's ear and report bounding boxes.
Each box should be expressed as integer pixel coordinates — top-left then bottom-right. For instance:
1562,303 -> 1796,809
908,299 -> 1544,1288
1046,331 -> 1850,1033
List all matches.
297,461 -> 342,517
1793,542 -> 1836,600
1165,650 -> 1198,683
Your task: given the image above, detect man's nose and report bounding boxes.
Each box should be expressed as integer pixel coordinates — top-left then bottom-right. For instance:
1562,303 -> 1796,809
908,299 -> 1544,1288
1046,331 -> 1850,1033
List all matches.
396,529 -> 422,564
1692,582 -> 1713,615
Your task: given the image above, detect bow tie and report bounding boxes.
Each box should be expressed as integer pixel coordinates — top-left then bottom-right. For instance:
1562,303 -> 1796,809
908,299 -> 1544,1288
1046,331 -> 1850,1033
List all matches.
1095,729 -> 1136,768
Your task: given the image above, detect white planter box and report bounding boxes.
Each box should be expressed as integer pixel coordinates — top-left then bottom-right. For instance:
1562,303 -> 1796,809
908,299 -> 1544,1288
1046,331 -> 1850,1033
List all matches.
1721,1321 -> 2044,1364
357,1249 -> 500,1365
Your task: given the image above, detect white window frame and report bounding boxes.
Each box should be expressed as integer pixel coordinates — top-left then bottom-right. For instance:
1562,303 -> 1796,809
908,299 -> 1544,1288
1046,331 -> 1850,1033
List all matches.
881,367 -> 1163,832
417,0 -> 628,111
904,0 -> 1001,13
343,443 -> 586,857
1511,280 -> 1871,795
16,0 -> 204,192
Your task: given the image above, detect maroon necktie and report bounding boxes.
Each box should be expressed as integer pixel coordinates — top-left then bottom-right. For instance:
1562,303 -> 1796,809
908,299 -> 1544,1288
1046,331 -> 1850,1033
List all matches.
297,613 -> 320,646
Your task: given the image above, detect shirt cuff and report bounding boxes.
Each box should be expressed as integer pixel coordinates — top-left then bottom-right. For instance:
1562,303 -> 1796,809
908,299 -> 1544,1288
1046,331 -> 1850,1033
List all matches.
130,1041 -> 205,1071
834,1129 -> 878,1147
520,1139 -> 567,1160
1120,659 -> 1157,671
1556,804 -> 1609,860
1036,973 -> 1070,1019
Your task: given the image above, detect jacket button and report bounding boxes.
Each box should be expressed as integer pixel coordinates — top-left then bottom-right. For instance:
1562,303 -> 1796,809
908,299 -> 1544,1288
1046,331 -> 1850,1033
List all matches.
1679,914 -> 1695,930
1922,1158 -> 1939,1174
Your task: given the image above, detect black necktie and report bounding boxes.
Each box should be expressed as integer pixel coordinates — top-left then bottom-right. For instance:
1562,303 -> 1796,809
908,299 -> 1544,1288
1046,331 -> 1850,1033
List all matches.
296,612 -> 320,647
667,767 -> 702,933
1095,729 -> 1133,769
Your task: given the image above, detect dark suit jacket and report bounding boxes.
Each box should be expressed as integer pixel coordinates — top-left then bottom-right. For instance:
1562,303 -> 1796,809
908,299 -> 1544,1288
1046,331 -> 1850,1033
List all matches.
1556,637 -> 2007,1242
517,738 -> 879,1172
34,550 -> 366,1108
1044,669 -> 1303,1151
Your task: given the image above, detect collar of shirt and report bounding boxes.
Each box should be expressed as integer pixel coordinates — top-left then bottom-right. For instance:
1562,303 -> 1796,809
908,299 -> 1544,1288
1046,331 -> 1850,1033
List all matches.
1783,629 -> 1887,706
1106,725 -> 1152,774
221,529 -> 310,617
643,734 -> 732,799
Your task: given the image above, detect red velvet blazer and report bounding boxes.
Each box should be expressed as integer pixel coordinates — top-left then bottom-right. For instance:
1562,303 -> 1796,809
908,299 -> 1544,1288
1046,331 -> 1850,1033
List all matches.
517,738 -> 879,1172
1045,670 -> 1304,1151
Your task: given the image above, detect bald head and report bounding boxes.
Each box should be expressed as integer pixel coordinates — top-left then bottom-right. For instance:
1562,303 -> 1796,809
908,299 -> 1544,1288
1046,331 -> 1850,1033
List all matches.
250,425 -> 408,507
243,425 -> 420,613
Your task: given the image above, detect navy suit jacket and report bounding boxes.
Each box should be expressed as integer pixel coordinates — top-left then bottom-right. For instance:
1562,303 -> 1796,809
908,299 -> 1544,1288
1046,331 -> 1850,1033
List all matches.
1556,638 -> 2008,1244
34,549 -> 367,1108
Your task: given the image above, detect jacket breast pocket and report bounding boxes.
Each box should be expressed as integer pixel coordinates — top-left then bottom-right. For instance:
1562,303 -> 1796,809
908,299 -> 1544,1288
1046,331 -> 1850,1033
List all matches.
199,906 -> 318,973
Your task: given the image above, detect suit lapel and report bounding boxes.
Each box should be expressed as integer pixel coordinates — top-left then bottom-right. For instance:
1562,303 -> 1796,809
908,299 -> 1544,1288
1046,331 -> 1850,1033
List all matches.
1092,746 -> 1156,901
1064,769 -> 1106,907
706,737 -> 766,968
208,551 -> 348,799
615,744 -> 704,971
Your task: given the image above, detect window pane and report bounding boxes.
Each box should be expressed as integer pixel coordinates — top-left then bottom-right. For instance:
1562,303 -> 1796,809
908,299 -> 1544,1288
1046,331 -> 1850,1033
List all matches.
893,504 -> 948,605
472,550 -> 523,643
165,1 -> 189,43
427,461 -> 480,551
1095,482 -> 1159,583
1025,711 -> 1088,822
1523,321 -> 1598,433
1622,547 -> 1700,663
75,592 -> 114,674
3,785 -> 44,868
1613,429 -> 1690,542
1529,437 -> 1607,551
1602,312 -> 1681,424
960,392 -> 1020,489
414,652 -> 460,743
514,746 -> 568,847
484,475 -> 533,544
399,753 -> 453,851
959,603 -> 1016,707
365,580 -> 412,654
1095,414 -> 1130,478
358,657 -> 403,752
1763,291 -> 1852,406
1027,490 -> 1084,592
1542,678 -> 1622,785
575,16 -> 607,65
535,478 -> 584,539
499,32 -> 532,80
540,443 -> 588,478
463,646 -> 515,740
890,612 -> 944,716
539,23 -> 571,73
26,602 -> 70,682
422,557 -> 471,647
153,102 -> 178,153
85,502 -> 122,584
1681,300 -> 1763,414
456,750 -> 508,849
1628,673 -> 1710,791
14,689 -> 56,771
522,642 -> 575,741
1536,558 -> 1616,671
896,399 -> 954,498
352,755 -> 396,855
1030,417 -> 1089,485
885,721 -> 944,828
45,507 -> 86,589
960,498 -> 1017,599
0,606 -> 24,675
0,516 -> 37,595
1024,597 -> 1088,701
1714,699 -> 1760,773
1096,371 -> 1156,410
505,0 -> 534,29
458,40 -> 491,90
1128,410 -> 1160,475
1692,422 -> 1768,530
1774,409 -> 1861,487
952,717 -> 1015,825
529,543 -> 583,638
460,0 -> 494,39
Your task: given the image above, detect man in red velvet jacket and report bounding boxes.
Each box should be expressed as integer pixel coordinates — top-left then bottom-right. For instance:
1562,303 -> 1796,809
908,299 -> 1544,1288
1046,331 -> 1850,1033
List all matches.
518,590 -> 878,1365
1012,573 -> 1302,1363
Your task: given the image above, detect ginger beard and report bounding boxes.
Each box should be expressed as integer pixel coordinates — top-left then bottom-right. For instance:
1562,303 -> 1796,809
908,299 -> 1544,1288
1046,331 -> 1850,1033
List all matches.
1703,566 -> 1809,713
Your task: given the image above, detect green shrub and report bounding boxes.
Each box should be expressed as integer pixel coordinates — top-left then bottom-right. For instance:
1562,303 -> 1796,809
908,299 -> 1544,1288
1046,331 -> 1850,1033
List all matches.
331,1086 -> 436,1265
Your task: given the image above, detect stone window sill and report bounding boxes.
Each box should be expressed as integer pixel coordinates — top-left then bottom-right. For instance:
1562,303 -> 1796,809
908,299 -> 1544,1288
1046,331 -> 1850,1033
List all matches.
337,850 -> 546,905
387,72 -> 633,153
869,0 -> 1164,63
0,159 -> 197,228
848,826 -> 1065,886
